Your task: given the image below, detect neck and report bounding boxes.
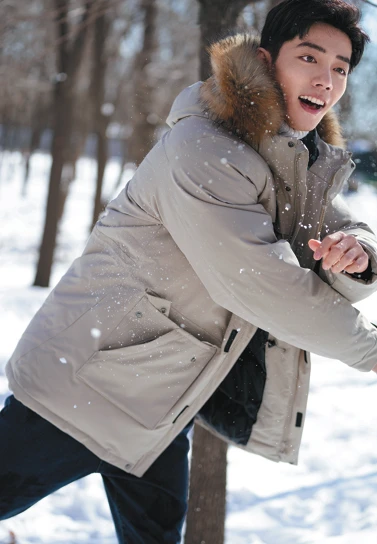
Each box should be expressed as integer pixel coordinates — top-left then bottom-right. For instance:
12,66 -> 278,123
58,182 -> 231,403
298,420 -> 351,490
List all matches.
279,121 -> 309,139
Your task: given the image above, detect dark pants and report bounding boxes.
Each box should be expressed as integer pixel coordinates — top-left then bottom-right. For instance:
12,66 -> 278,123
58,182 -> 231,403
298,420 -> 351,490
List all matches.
0,395 -> 193,543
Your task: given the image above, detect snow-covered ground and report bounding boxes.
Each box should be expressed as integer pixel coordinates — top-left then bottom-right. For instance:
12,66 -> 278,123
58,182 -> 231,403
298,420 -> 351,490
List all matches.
1,151 -> 377,544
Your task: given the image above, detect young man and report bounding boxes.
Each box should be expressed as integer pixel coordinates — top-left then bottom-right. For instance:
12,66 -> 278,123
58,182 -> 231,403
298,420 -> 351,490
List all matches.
2,0 -> 377,542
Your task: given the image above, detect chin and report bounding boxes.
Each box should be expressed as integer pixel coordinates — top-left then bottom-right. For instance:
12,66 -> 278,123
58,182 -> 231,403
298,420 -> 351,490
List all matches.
287,119 -> 318,132
287,112 -> 324,132
296,124 -> 316,131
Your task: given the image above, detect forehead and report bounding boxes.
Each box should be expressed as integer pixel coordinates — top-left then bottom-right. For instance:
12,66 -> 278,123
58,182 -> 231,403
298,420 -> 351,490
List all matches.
283,23 -> 352,58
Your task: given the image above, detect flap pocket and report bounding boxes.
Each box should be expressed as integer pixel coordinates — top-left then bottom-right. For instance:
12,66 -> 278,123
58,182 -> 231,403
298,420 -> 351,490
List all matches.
76,328 -> 217,429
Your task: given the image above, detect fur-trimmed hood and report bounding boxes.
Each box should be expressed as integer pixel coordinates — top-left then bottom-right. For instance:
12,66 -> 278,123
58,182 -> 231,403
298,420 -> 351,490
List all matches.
167,34 -> 345,149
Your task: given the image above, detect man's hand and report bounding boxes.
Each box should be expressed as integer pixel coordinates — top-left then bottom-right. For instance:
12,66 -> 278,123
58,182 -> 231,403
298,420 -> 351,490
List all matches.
308,232 -> 369,274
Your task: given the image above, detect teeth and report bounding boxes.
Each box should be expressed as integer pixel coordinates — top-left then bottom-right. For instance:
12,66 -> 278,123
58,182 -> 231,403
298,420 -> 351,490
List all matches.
299,95 -> 325,106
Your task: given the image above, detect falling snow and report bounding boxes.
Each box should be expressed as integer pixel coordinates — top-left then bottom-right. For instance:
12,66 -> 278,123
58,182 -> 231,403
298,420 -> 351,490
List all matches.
0,154 -> 377,544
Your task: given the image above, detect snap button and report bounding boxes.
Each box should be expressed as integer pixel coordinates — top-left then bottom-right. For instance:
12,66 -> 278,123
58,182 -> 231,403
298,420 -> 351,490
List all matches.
288,141 -> 295,148
191,356 -> 196,362
285,186 -> 291,192
135,311 -> 143,318
160,307 -> 167,314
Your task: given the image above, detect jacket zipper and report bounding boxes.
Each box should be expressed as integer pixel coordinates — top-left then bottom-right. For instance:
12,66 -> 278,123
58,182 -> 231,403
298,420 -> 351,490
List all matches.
313,171 -> 338,241
288,153 -> 303,245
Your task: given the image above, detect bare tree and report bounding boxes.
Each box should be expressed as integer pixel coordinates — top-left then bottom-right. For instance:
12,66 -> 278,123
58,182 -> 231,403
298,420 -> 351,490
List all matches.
126,0 -> 158,167
184,424 -> 228,544
90,0 -> 112,230
185,4 -> 263,543
34,0 -> 94,287
109,0 -> 200,196
197,0 -> 257,80
22,98 -> 52,197
0,0 -> 55,162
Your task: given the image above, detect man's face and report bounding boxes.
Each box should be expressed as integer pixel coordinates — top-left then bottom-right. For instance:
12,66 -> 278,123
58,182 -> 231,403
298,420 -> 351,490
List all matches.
269,23 -> 352,131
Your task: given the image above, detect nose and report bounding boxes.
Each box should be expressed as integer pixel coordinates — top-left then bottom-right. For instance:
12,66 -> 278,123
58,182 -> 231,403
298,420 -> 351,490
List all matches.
312,69 -> 333,91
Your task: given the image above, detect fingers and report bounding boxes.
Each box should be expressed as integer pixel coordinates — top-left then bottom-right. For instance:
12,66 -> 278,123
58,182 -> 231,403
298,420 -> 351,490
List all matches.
308,239 -> 321,252
343,253 -> 370,274
311,232 -> 345,262
308,232 -> 369,274
321,235 -> 356,270
330,247 -> 365,274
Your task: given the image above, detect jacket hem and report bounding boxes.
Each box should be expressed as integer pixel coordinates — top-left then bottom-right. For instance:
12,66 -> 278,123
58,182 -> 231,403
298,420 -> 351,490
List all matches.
6,367 -> 144,475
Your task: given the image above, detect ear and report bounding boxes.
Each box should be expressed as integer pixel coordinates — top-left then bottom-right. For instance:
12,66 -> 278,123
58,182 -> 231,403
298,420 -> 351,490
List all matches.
257,47 -> 273,68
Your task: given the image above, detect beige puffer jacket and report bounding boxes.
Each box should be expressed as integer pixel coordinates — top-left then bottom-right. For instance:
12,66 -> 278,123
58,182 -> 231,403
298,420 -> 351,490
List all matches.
6,35 -> 377,476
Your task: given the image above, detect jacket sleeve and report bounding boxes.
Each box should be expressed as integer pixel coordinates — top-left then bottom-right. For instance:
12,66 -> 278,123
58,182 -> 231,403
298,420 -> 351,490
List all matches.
155,132 -> 377,371
319,193 -> 377,303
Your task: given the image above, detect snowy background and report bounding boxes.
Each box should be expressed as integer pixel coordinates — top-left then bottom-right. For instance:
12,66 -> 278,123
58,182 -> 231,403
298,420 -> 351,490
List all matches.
1,152 -> 377,544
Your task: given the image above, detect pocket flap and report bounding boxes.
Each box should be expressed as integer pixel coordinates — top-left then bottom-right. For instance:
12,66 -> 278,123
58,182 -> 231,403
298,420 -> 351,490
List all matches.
145,291 -> 172,317
77,328 -> 217,429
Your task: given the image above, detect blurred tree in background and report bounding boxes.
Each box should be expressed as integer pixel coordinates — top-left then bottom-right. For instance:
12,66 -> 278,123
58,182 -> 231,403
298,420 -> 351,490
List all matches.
34,0 -> 94,287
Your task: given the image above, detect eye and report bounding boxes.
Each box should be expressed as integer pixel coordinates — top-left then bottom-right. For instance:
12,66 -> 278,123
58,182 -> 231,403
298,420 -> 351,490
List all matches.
300,55 -> 316,63
335,67 -> 348,76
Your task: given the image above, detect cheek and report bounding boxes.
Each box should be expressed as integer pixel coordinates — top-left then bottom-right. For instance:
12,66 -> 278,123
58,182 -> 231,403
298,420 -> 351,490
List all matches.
330,82 -> 347,108
277,75 -> 296,101
338,81 -> 348,100
278,72 -> 301,104
334,79 -> 347,101
273,64 -> 293,94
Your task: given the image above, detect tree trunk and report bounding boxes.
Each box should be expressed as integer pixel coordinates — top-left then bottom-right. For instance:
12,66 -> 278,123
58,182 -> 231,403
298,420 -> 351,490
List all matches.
22,126 -> 42,197
56,128 -> 88,222
91,125 -> 108,229
185,3 -> 264,542
33,81 -> 75,287
111,141 -> 129,195
22,96 -> 52,198
90,1 -> 111,231
197,0 -> 252,80
184,424 -> 228,544
126,0 -> 158,166
34,0 -> 93,287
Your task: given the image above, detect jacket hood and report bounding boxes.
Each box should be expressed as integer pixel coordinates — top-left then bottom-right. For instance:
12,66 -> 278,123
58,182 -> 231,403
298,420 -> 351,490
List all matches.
166,82 -> 206,127
167,34 -> 345,149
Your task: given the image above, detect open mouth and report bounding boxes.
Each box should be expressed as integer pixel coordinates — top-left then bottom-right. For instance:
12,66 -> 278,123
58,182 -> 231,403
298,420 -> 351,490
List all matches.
298,96 -> 325,111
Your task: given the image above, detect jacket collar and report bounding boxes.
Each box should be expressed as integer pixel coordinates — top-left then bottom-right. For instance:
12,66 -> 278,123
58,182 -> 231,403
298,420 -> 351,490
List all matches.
199,34 -> 346,150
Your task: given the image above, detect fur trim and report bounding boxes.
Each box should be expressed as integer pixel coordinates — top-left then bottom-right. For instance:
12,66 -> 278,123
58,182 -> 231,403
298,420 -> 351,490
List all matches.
200,34 -> 345,149
317,109 -> 346,148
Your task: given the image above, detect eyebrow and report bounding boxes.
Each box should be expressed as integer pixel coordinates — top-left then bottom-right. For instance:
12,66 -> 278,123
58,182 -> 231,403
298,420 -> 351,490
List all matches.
297,41 -> 351,65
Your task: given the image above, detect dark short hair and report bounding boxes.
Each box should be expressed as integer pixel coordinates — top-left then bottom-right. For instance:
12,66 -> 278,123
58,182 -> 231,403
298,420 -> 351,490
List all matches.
260,0 -> 369,72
